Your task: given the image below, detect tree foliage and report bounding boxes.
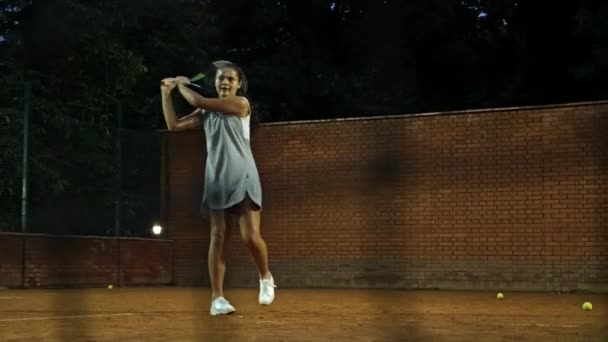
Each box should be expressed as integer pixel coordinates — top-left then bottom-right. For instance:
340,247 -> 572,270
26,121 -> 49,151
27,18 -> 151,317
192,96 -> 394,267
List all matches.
1,0 -> 606,233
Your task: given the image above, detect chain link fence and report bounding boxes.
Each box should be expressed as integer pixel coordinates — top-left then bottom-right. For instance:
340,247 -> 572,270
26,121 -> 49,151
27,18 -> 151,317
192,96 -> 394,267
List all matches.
0,81 -> 161,237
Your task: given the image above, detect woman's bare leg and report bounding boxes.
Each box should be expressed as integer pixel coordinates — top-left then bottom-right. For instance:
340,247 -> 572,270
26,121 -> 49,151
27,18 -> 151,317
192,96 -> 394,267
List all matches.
236,197 -> 276,305
236,198 -> 270,279
209,209 -> 228,299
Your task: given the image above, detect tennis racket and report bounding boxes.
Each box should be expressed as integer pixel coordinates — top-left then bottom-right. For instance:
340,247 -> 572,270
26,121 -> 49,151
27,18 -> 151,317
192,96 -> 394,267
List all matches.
161,72 -> 206,88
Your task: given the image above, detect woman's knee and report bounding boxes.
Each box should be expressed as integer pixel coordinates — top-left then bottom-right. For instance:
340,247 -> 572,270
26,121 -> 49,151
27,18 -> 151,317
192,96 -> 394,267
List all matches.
210,228 -> 226,245
241,229 -> 262,246
209,211 -> 227,247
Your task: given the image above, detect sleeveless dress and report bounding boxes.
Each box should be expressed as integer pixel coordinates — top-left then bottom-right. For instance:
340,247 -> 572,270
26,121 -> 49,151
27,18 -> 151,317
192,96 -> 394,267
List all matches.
200,103 -> 262,219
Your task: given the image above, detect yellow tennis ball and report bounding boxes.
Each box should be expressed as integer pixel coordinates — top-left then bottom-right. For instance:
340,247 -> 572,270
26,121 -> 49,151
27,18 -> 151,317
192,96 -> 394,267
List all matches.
107,285 -> 113,290
582,302 -> 592,311
497,293 -> 504,300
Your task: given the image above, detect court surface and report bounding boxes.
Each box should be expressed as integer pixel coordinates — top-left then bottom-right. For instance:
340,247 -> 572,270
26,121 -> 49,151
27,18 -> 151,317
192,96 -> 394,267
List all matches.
0,287 -> 606,341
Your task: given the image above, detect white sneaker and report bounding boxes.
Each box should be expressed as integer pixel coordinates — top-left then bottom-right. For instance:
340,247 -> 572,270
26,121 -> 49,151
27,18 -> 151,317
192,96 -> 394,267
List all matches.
210,296 -> 236,316
259,275 -> 277,305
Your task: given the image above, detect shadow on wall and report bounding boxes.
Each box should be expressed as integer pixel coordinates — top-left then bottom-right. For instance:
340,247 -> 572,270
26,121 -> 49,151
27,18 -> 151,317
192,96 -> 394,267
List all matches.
358,120 -> 425,340
365,151 -> 406,190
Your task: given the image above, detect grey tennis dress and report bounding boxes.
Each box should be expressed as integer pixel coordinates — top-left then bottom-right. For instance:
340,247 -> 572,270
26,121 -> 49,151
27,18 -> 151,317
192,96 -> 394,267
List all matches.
200,105 -> 262,219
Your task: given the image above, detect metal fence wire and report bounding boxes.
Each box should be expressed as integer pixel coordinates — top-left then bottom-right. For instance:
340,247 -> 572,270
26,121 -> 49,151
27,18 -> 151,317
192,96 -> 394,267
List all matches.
0,81 -> 161,237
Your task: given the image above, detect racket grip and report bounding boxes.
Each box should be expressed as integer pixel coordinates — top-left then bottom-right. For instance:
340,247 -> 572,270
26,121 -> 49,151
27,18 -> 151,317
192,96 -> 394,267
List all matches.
160,79 -> 199,88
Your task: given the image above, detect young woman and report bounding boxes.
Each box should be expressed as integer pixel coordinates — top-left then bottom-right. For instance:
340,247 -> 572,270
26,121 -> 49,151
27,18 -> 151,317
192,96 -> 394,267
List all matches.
160,61 -> 275,316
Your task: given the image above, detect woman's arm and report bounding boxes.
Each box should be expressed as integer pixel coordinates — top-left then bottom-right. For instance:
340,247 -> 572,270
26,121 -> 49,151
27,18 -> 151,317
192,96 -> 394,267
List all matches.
175,79 -> 249,117
161,79 -> 203,131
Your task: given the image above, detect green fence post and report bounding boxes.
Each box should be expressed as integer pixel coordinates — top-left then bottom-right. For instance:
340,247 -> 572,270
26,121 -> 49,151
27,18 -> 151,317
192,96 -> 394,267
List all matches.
21,81 -> 31,233
115,101 -> 123,237
115,101 -> 123,287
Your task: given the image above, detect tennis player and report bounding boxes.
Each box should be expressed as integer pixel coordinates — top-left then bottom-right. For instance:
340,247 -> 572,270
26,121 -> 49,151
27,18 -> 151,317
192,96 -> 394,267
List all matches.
160,61 -> 276,316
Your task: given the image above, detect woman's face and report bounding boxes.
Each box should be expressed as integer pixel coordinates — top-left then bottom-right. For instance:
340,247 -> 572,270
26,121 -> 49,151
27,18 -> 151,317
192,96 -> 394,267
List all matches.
215,68 -> 241,98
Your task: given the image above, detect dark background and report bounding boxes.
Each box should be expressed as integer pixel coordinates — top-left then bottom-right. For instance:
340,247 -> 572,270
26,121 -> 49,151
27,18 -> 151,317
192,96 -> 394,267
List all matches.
1,0 -> 607,236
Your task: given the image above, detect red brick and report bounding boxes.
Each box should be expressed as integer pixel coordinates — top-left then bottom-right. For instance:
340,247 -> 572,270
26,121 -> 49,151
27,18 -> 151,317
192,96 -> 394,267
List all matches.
162,102 -> 608,292
0,233 -> 173,288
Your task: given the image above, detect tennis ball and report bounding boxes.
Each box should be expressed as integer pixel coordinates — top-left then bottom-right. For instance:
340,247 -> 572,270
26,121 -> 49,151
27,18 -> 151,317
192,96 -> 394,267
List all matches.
582,302 -> 592,311
497,293 -> 504,300
107,284 -> 113,290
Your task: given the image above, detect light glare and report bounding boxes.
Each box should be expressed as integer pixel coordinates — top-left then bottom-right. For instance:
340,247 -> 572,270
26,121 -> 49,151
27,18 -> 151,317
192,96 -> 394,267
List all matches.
152,224 -> 162,235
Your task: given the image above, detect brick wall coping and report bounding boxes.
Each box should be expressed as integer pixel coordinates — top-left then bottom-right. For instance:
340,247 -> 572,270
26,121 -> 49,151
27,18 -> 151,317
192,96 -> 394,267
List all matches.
157,99 -> 608,133
0,232 -> 173,243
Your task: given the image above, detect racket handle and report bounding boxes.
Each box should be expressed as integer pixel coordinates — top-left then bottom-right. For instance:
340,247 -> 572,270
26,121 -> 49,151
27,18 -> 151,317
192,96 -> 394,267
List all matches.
160,80 -> 199,88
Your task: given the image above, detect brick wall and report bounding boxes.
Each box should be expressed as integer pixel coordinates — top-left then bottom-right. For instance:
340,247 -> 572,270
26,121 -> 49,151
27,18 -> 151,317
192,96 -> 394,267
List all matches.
163,101 -> 608,292
0,233 -> 173,288
0,234 -> 23,287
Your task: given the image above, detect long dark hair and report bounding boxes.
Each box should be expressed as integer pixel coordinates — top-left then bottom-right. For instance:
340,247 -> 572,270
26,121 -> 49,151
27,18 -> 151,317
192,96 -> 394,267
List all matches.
212,60 -> 260,135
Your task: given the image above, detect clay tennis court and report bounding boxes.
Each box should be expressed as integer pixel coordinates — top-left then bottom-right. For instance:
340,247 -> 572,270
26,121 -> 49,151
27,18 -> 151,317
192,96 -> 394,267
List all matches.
0,287 -> 605,341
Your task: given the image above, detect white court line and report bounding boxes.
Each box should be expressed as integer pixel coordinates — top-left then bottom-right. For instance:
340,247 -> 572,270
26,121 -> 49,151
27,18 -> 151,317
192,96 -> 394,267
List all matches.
510,323 -> 578,329
0,313 -> 135,322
